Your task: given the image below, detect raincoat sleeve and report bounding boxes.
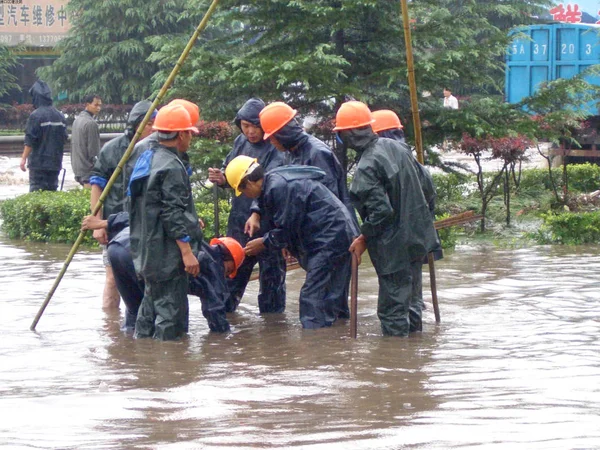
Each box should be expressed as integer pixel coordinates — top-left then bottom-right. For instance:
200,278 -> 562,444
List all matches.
159,166 -> 195,241
24,115 -> 41,147
90,145 -> 113,188
353,164 -> 394,238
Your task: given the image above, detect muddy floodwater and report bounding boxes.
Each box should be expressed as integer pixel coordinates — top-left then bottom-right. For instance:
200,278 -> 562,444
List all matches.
1,234 -> 599,449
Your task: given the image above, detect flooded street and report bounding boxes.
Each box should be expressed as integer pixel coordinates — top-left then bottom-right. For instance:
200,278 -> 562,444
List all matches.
1,234 -> 599,449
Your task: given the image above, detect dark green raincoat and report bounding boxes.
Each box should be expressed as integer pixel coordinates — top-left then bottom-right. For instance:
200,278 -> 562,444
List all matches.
345,128 -> 437,336
128,141 -> 203,340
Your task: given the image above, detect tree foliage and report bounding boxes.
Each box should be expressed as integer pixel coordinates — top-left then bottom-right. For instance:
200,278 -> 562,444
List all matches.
149,0 -> 550,122
0,45 -> 20,105
38,0 -> 193,104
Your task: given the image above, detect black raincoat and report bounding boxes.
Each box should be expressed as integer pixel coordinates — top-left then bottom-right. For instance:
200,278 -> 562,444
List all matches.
221,98 -> 286,313
128,141 -> 203,340
23,80 -> 68,172
90,101 -> 154,220
345,128 -> 437,336
257,166 -> 359,328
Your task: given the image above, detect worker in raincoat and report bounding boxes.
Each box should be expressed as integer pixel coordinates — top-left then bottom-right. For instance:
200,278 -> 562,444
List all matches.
372,109 -> 442,316
371,109 -> 406,143
256,101 -> 357,318
335,101 -> 438,337
128,104 -> 203,340
226,156 -> 359,329
81,212 -> 244,333
208,99 -> 286,313
88,101 -> 157,310
123,99 -> 200,209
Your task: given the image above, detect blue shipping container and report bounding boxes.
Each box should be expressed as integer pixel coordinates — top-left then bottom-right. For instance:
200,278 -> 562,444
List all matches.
506,23 -> 600,113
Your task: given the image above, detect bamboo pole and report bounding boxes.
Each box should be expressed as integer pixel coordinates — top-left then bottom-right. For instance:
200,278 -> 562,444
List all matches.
399,0 -> 440,322
30,0 -> 222,331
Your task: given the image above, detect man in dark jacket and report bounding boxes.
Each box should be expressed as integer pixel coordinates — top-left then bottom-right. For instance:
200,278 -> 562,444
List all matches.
20,80 -> 68,191
334,101 -> 438,337
88,101 -> 157,310
255,101 -> 357,318
81,212 -> 243,333
207,98 -> 286,314
226,156 -> 359,329
128,104 -> 203,341
258,101 -> 354,215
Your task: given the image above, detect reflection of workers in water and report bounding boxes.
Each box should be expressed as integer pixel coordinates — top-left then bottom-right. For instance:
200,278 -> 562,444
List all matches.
225,156 -> 359,329
81,212 -> 245,335
335,101 -> 438,337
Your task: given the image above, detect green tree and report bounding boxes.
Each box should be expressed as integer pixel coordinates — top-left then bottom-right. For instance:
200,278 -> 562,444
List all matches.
38,0 -> 193,104
0,45 -> 20,105
149,0 -> 549,170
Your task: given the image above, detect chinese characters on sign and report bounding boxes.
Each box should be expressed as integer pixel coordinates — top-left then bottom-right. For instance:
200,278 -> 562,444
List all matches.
549,2 -> 600,23
0,0 -> 70,47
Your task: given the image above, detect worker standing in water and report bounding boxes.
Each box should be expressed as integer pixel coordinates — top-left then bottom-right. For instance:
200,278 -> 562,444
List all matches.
208,99 -> 286,314
335,101 -> 437,337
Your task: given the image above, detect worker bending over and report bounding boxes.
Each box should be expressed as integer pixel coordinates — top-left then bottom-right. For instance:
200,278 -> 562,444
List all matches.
81,212 -> 244,334
226,156 -> 359,329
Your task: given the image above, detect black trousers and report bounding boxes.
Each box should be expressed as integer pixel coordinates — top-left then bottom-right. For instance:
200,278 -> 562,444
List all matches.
29,169 -> 60,192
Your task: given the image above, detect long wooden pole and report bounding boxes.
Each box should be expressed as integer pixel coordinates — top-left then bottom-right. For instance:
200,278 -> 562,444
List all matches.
30,0 -> 222,331
399,0 -> 440,322
350,253 -> 359,339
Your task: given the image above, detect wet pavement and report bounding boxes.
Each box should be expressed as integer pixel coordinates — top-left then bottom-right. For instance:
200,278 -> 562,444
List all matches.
0,234 -> 599,449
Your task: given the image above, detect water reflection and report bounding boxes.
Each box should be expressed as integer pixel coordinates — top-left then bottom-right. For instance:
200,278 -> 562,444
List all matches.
1,235 -> 599,449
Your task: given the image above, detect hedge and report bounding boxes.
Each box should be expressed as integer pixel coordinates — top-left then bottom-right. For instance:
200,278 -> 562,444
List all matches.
0,187 -> 233,246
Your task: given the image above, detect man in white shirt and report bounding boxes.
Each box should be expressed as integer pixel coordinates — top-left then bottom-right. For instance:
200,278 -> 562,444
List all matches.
443,87 -> 459,109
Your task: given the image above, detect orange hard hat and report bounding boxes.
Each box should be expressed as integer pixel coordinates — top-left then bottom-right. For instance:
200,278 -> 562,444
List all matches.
168,99 -> 200,125
259,102 -> 297,139
372,109 -> 403,133
152,104 -> 199,133
332,101 -> 375,131
210,237 -> 245,279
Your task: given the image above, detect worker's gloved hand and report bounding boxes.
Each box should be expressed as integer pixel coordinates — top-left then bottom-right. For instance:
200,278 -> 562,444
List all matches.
349,234 -> 367,265
208,168 -> 226,186
244,212 -> 261,237
244,238 -> 266,257
93,228 -> 108,246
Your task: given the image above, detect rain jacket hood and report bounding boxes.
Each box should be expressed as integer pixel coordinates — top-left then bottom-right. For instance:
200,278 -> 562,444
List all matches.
340,126 -> 378,156
234,98 -> 265,129
378,128 -> 405,142
29,80 -> 53,108
273,120 -> 307,149
125,100 -> 155,138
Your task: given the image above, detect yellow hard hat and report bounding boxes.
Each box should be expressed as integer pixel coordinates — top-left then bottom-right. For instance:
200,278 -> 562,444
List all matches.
225,155 -> 258,197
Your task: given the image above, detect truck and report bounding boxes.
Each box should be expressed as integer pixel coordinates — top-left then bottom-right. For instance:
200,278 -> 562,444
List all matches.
505,23 -> 600,161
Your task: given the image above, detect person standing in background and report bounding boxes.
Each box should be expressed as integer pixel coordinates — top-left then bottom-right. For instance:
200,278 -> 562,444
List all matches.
20,80 -> 68,191
443,87 -> 459,109
71,94 -> 102,187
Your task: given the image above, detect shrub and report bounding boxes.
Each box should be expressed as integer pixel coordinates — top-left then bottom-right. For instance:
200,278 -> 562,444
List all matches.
534,210 -> 600,244
0,189 -> 97,246
194,197 -> 231,241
